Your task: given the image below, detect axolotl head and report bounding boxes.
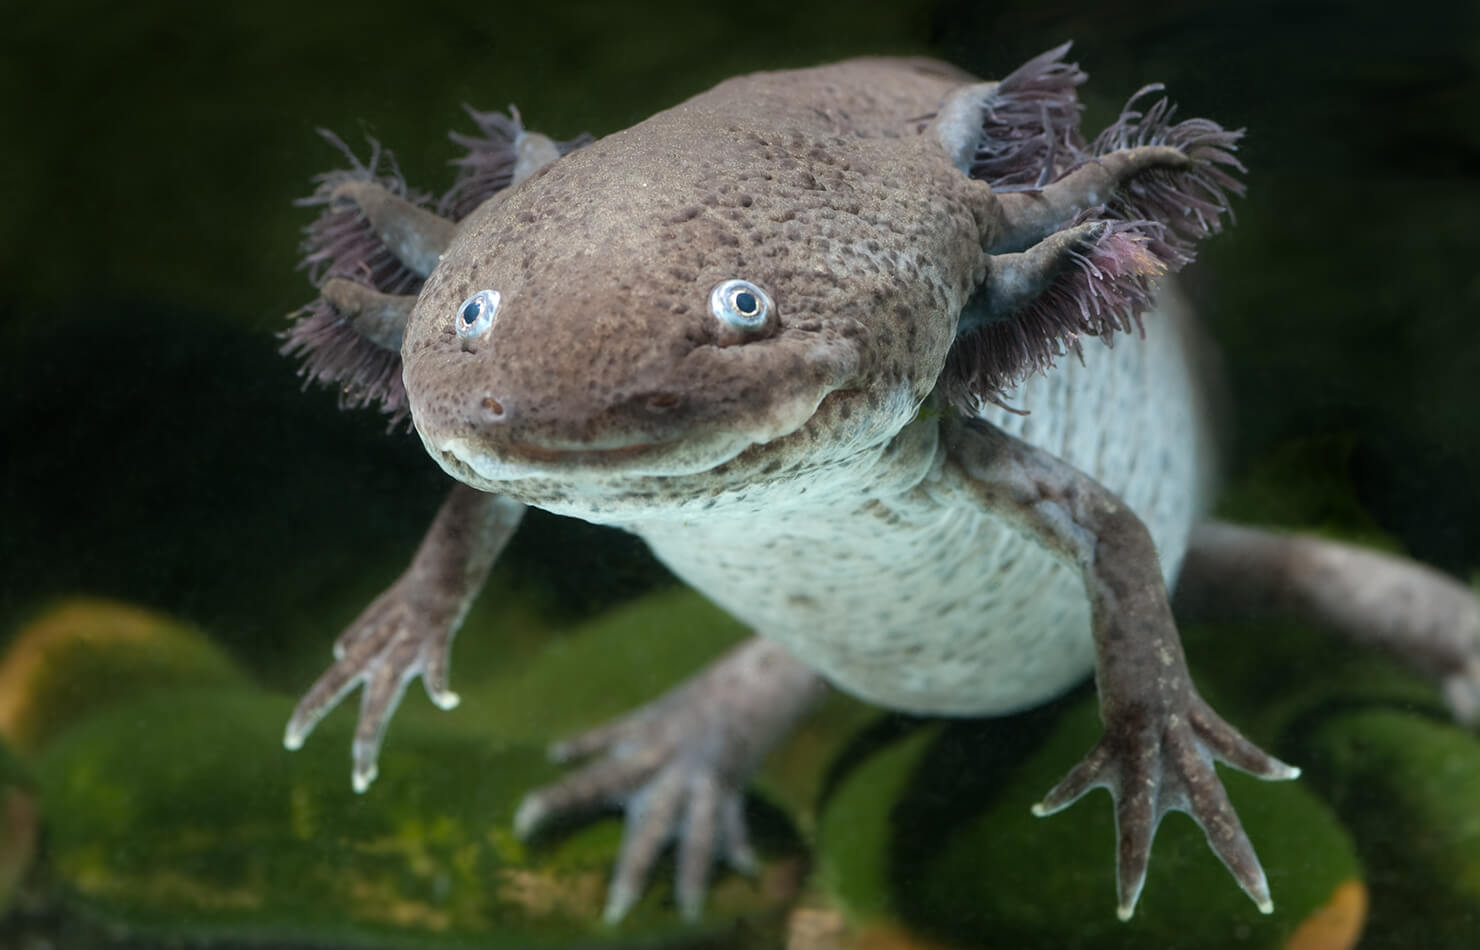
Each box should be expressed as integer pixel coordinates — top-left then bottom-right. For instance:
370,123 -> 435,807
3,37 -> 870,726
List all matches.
295,52 -> 1240,523
401,107 -> 983,517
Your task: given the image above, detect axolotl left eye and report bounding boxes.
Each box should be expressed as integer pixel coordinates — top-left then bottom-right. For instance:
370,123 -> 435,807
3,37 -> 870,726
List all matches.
709,279 -> 776,342
456,289 -> 501,339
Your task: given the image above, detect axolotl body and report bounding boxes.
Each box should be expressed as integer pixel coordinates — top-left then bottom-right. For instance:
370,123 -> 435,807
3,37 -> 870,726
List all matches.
281,46 -> 1480,924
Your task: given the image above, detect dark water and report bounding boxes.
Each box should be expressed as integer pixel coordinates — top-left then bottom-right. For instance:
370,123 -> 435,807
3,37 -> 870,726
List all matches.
2,0 -> 1477,947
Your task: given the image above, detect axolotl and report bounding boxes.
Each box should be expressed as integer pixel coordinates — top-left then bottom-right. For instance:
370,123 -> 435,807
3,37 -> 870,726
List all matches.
279,45 -> 1480,923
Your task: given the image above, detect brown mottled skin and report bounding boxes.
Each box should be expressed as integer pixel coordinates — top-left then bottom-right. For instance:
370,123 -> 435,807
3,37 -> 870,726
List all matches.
409,61 -> 981,503
284,53 -> 1480,925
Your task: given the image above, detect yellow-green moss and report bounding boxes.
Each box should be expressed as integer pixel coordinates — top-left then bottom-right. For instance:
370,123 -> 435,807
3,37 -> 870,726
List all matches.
37,687 -> 801,948
0,599 -> 248,754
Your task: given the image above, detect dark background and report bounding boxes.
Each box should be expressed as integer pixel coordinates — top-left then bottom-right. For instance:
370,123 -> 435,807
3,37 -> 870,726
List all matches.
2,0 -> 1477,691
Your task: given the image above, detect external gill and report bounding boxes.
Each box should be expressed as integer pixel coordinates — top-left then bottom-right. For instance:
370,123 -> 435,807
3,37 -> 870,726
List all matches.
989,145 -> 1193,254
937,44 -> 1244,412
439,106 -> 593,220
964,40 -> 1089,191
282,133 -> 437,424
283,110 -> 588,425
944,218 -> 1166,412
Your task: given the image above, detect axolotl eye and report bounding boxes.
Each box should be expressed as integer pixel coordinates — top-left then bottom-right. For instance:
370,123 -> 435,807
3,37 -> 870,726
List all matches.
709,279 -> 775,337
456,289 -> 501,339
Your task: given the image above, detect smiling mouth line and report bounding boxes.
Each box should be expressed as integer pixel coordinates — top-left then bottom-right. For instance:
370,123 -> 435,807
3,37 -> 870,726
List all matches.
437,437 -> 667,481
504,440 -> 659,463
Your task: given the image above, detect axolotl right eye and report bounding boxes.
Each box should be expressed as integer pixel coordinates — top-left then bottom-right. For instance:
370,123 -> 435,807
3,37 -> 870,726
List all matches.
456,289 -> 501,339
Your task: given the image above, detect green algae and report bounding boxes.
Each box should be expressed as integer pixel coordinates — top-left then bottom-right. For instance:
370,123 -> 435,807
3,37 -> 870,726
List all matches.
36,686 -> 799,948
10,595 -> 815,947
456,585 -> 876,822
1291,710 -> 1480,950
462,587 -> 750,745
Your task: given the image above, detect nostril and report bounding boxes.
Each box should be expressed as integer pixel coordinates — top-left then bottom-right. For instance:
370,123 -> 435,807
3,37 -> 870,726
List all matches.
646,393 -> 682,412
479,394 -> 508,422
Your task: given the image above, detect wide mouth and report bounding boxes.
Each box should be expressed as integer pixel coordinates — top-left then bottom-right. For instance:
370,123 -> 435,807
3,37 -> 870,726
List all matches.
432,426 -> 757,486
499,439 -> 661,464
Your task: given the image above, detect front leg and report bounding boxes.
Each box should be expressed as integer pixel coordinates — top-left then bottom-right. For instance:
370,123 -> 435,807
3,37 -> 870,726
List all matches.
936,417 -> 1299,919
284,483 -> 525,791
515,635 -> 824,922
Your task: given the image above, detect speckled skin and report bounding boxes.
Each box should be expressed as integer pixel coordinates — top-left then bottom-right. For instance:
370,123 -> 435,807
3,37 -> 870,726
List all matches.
285,53 -> 1480,925
293,55 -> 1302,923
407,61 -> 982,495
402,61 -> 1211,714
634,289 -> 1212,715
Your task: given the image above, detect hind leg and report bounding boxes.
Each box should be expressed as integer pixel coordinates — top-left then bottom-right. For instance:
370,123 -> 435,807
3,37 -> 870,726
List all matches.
1175,521 -> 1480,722
515,636 -> 825,922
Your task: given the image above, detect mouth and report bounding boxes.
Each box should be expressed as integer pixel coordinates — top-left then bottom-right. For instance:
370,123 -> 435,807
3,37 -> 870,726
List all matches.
431,429 -> 757,486
502,440 -> 660,464
434,441 -> 653,483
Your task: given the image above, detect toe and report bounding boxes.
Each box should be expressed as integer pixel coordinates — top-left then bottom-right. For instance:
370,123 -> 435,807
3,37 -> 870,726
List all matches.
1442,663 -> 1480,726
676,773 -> 720,920
421,642 -> 460,710
1034,741 -> 1111,817
549,715 -> 640,764
1188,701 -> 1300,780
351,662 -> 414,792
515,752 -> 664,839
1177,739 -> 1273,913
284,660 -> 365,750
719,793 -> 758,874
1111,755 -> 1158,921
605,766 -> 687,923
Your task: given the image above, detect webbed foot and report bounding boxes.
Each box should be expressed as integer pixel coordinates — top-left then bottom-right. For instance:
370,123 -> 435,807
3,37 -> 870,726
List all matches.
514,636 -> 822,922
283,485 -> 523,792
285,579 -> 461,793
1033,694 -> 1299,920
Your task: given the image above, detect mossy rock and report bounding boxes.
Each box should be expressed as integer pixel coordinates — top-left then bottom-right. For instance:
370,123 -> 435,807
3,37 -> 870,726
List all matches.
0,735 -> 39,917
463,585 -> 877,820
816,698 -> 1365,950
462,587 -> 750,744
37,686 -> 804,948
1184,617 -> 1480,947
1186,436 -> 1480,942
1287,708 -> 1480,950
0,737 -> 33,791
0,599 -> 249,754
14,592 -> 839,947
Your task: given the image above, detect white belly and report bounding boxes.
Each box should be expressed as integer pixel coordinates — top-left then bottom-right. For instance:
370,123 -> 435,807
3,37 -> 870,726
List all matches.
637,289 -> 1216,715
